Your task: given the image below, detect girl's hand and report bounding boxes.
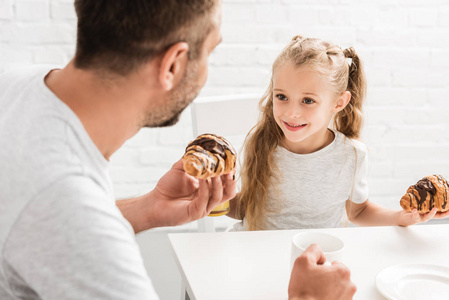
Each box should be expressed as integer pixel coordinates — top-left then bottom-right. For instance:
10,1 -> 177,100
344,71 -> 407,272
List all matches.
433,209 -> 449,219
398,208 -> 449,226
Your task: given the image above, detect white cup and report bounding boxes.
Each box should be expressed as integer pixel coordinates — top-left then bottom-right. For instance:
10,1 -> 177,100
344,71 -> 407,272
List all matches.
290,232 -> 344,271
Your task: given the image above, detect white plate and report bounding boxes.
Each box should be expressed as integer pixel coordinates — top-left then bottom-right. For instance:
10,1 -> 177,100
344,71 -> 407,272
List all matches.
376,264 -> 449,300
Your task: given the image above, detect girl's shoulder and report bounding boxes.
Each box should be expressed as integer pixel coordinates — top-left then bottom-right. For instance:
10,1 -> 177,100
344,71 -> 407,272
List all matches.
334,130 -> 368,156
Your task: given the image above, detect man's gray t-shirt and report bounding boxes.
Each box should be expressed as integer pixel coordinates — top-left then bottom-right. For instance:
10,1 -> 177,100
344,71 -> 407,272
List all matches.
235,130 -> 369,231
0,67 -> 158,299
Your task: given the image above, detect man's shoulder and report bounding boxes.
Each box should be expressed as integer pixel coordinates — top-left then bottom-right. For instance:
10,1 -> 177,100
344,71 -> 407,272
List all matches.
0,65 -> 51,81
0,65 -> 59,92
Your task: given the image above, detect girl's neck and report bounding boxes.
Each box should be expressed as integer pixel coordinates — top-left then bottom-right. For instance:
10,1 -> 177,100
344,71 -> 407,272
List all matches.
282,128 -> 335,154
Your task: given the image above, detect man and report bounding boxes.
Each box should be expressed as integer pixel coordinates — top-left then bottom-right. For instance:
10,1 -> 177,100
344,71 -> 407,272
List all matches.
0,0 -> 356,299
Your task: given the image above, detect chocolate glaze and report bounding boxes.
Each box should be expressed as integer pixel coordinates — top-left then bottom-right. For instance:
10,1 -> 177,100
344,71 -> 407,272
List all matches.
187,134 -> 233,161
402,175 -> 449,212
184,134 -> 236,177
413,178 -> 436,211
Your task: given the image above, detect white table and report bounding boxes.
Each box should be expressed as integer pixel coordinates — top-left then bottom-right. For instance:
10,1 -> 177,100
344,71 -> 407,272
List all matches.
169,224 -> 449,300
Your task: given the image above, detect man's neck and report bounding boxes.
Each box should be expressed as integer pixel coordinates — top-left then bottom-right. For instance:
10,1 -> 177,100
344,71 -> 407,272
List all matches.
44,61 -> 157,160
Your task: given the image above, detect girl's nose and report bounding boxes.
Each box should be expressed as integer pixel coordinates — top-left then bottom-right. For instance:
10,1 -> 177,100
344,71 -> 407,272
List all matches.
288,103 -> 302,119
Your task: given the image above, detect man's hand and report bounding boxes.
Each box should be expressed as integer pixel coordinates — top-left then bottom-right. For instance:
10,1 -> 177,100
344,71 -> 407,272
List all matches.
143,159 -> 237,229
398,208 -> 449,227
288,245 -> 356,300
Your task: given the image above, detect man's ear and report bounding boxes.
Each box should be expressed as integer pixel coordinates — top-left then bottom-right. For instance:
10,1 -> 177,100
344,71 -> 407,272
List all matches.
158,42 -> 189,91
334,91 -> 351,112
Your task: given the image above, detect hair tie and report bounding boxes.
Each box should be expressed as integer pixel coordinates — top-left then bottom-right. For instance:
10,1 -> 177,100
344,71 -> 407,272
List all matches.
292,35 -> 304,42
343,47 -> 355,67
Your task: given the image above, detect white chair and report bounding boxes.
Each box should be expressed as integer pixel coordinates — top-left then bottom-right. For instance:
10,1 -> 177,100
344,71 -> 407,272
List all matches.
190,93 -> 260,232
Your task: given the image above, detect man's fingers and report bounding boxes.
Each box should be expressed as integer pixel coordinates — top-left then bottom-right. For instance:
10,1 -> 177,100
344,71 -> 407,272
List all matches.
333,263 -> 352,280
347,282 -> 358,297
189,179 -> 210,219
206,176 -> 223,212
222,172 -> 237,201
330,261 -> 356,296
189,171 -> 237,219
173,158 -> 185,171
298,244 -> 326,266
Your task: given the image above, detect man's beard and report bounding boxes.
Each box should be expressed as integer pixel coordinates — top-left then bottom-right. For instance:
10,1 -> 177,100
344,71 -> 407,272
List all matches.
142,61 -> 202,128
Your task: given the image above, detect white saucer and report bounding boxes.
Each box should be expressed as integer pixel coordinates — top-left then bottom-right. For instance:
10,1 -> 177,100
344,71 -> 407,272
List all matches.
375,264 -> 449,300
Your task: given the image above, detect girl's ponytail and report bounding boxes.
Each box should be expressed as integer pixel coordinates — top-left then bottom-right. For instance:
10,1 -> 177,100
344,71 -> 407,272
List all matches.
334,47 -> 366,139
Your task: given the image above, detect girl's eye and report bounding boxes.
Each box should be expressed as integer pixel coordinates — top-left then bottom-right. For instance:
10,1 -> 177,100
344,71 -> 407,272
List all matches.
303,98 -> 315,104
276,94 -> 287,101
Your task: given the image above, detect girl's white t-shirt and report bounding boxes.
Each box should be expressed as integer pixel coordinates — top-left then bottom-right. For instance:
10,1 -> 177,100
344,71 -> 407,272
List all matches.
236,129 -> 369,231
0,66 -> 158,300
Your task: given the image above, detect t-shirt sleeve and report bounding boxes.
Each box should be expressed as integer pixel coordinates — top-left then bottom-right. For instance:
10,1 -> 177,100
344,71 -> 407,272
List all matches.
4,176 -> 159,300
349,147 -> 369,204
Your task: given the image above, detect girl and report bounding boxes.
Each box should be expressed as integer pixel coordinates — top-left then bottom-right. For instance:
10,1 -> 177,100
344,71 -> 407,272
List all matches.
228,35 -> 448,231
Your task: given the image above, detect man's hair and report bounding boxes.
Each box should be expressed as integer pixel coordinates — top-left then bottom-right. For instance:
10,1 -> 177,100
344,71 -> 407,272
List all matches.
73,0 -> 218,76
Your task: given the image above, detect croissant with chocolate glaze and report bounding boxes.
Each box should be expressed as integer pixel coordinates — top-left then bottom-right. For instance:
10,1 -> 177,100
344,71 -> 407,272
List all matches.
400,175 -> 449,213
182,133 -> 236,179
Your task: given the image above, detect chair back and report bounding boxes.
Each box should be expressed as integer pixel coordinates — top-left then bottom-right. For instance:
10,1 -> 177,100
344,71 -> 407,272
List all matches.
190,93 -> 261,232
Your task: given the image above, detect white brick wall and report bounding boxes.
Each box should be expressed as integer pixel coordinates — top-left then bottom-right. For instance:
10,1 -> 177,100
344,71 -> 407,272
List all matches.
1,0 -> 449,215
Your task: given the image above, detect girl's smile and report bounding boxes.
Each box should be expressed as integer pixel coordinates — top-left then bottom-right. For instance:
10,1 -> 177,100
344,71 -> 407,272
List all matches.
283,121 -> 307,131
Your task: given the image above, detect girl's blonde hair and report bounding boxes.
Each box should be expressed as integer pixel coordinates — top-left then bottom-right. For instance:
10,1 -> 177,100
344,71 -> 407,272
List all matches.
236,35 -> 366,230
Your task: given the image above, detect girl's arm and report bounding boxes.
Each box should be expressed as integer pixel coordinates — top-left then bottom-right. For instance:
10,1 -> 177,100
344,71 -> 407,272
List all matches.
345,199 -> 444,227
